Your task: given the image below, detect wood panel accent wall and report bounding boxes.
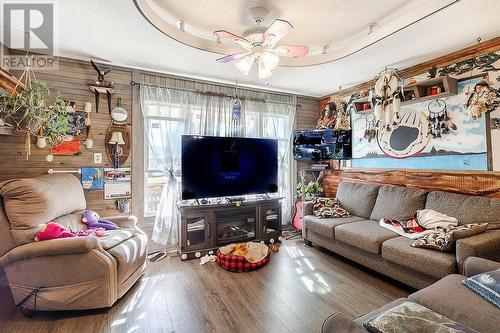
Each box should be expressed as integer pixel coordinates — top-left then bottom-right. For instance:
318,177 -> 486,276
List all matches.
0,56 -> 133,213
322,168 -> 500,198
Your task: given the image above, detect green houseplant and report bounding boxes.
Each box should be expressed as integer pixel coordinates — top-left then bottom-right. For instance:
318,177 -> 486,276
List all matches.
296,180 -> 324,200
0,80 -> 69,156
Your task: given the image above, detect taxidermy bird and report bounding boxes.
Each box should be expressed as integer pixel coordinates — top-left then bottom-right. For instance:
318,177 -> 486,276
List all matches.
427,66 -> 437,79
90,60 -> 114,114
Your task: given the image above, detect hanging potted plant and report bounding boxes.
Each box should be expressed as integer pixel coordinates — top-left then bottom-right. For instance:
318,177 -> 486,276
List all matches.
0,80 -> 70,158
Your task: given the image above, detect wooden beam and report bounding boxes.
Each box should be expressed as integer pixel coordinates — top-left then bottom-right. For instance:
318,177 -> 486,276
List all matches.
322,168 -> 500,198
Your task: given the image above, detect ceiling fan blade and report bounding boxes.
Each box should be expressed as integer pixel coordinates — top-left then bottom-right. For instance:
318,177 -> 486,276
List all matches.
214,30 -> 252,51
274,45 -> 309,58
216,52 -> 250,63
235,55 -> 256,75
262,19 -> 293,48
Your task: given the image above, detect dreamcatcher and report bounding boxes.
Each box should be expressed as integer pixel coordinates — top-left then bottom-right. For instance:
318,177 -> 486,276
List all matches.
373,68 -> 403,131
427,99 -> 457,138
362,113 -> 377,142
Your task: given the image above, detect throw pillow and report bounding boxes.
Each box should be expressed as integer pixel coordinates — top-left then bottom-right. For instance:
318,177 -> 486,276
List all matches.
312,197 -> 351,219
364,301 -> 479,333
412,223 -> 488,252
463,269 -> 500,308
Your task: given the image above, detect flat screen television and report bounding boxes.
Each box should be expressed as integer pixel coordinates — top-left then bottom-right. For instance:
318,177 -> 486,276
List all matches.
293,129 -> 352,161
181,135 -> 278,200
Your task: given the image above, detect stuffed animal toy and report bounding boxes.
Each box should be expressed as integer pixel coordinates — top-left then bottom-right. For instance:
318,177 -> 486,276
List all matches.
82,210 -> 118,230
35,222 -> 77,241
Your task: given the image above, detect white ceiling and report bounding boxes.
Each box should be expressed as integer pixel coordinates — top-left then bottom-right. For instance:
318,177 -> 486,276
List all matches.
2,0 -> 500,97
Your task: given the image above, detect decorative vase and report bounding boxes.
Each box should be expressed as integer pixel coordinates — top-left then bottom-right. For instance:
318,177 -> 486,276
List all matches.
36,136 -> 48,149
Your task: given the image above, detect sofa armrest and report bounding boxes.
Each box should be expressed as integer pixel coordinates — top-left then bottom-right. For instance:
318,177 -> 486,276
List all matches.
321,312 -> 369,333
456,230 -> 500,273
464,257 -> 500,277
0,236 -> 100,266
105,215 -> 138,229
302,201 -> 314,217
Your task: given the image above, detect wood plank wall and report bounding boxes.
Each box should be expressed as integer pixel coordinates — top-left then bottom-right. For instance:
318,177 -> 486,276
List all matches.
0,56 -> 133,213
322,169 -> 500,198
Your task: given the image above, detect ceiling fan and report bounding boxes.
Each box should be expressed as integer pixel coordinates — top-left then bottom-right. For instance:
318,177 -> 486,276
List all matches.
214,7 -> 309,79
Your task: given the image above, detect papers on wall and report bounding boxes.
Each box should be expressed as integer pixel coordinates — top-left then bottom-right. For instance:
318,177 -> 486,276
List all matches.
81,167 -> 103,190
104,167 -> 131,199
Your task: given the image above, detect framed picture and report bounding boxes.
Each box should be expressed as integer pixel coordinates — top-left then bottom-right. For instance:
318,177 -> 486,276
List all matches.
81,167 -> 103,190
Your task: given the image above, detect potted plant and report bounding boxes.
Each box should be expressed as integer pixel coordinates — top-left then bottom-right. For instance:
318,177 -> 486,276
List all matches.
296,180 -> 324,200
0,80 -> 69,157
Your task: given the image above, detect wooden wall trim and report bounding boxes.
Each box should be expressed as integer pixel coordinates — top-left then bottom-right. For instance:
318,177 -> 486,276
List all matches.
322,168 -> 500,198
323,36 -> 500,99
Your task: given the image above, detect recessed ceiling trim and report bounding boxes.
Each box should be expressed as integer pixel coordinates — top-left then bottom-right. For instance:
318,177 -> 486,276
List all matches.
134,0 -> 459,67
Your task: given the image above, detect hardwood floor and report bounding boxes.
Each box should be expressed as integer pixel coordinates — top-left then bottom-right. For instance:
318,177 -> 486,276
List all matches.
0,239 -> 410,333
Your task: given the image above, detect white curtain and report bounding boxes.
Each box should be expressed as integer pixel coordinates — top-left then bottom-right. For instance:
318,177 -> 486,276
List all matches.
140,85 -> 296,246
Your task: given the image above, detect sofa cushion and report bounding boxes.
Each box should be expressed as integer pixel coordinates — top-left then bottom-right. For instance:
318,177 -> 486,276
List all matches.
370,185 -> 428,222
304,215 -> 365,238
335,220 -> 399,254
409,274 -> 500,333
0,175 -> 86,245
382,237 -> 456,279
426,191 -> 500,229
106,232 -> 148,284
335,182 -> 380,220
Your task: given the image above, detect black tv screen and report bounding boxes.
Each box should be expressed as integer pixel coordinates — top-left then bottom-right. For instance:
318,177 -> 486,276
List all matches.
181,135 -> 278,200
293,129 -> 352,161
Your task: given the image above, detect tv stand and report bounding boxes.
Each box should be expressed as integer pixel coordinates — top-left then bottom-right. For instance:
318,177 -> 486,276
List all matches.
177,198 -> 282,260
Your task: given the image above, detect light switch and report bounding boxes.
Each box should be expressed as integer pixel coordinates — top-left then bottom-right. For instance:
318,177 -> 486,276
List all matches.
93,153 -> 102,164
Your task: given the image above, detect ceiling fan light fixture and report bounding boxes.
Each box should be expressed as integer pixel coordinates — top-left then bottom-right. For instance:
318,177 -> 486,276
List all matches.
235,55 -> 254,75
260,52 -> 279,71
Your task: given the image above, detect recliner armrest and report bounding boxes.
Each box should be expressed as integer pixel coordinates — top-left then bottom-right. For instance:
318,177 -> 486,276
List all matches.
105,215 -> 138,229
464,256 -> 500,277
456,230 -> 500,273
321,312 -> 369,333
0,236 -> 100,266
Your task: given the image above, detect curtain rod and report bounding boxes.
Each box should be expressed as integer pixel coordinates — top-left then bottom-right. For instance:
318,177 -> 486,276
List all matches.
130,80 -> 301,108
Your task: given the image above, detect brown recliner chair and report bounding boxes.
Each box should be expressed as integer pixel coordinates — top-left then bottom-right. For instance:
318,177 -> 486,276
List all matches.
0,174 -> 148,312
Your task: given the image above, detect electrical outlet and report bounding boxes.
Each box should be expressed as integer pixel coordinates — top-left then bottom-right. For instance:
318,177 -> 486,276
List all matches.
93,153 -> 102,164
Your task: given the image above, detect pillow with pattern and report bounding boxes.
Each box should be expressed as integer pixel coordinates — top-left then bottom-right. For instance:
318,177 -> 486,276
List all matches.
312,197 -> 351,219
463,269 -> 500,309
412,223 -> 488,252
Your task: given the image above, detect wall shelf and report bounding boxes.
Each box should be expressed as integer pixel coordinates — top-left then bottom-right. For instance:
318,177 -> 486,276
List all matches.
352,97 -> 372,113
401,76 -> 457,106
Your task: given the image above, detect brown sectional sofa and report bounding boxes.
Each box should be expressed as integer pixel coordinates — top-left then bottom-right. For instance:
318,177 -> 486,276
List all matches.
0,175 -> 148,311
302,181 -> 500,289
321,257 -> 500,333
